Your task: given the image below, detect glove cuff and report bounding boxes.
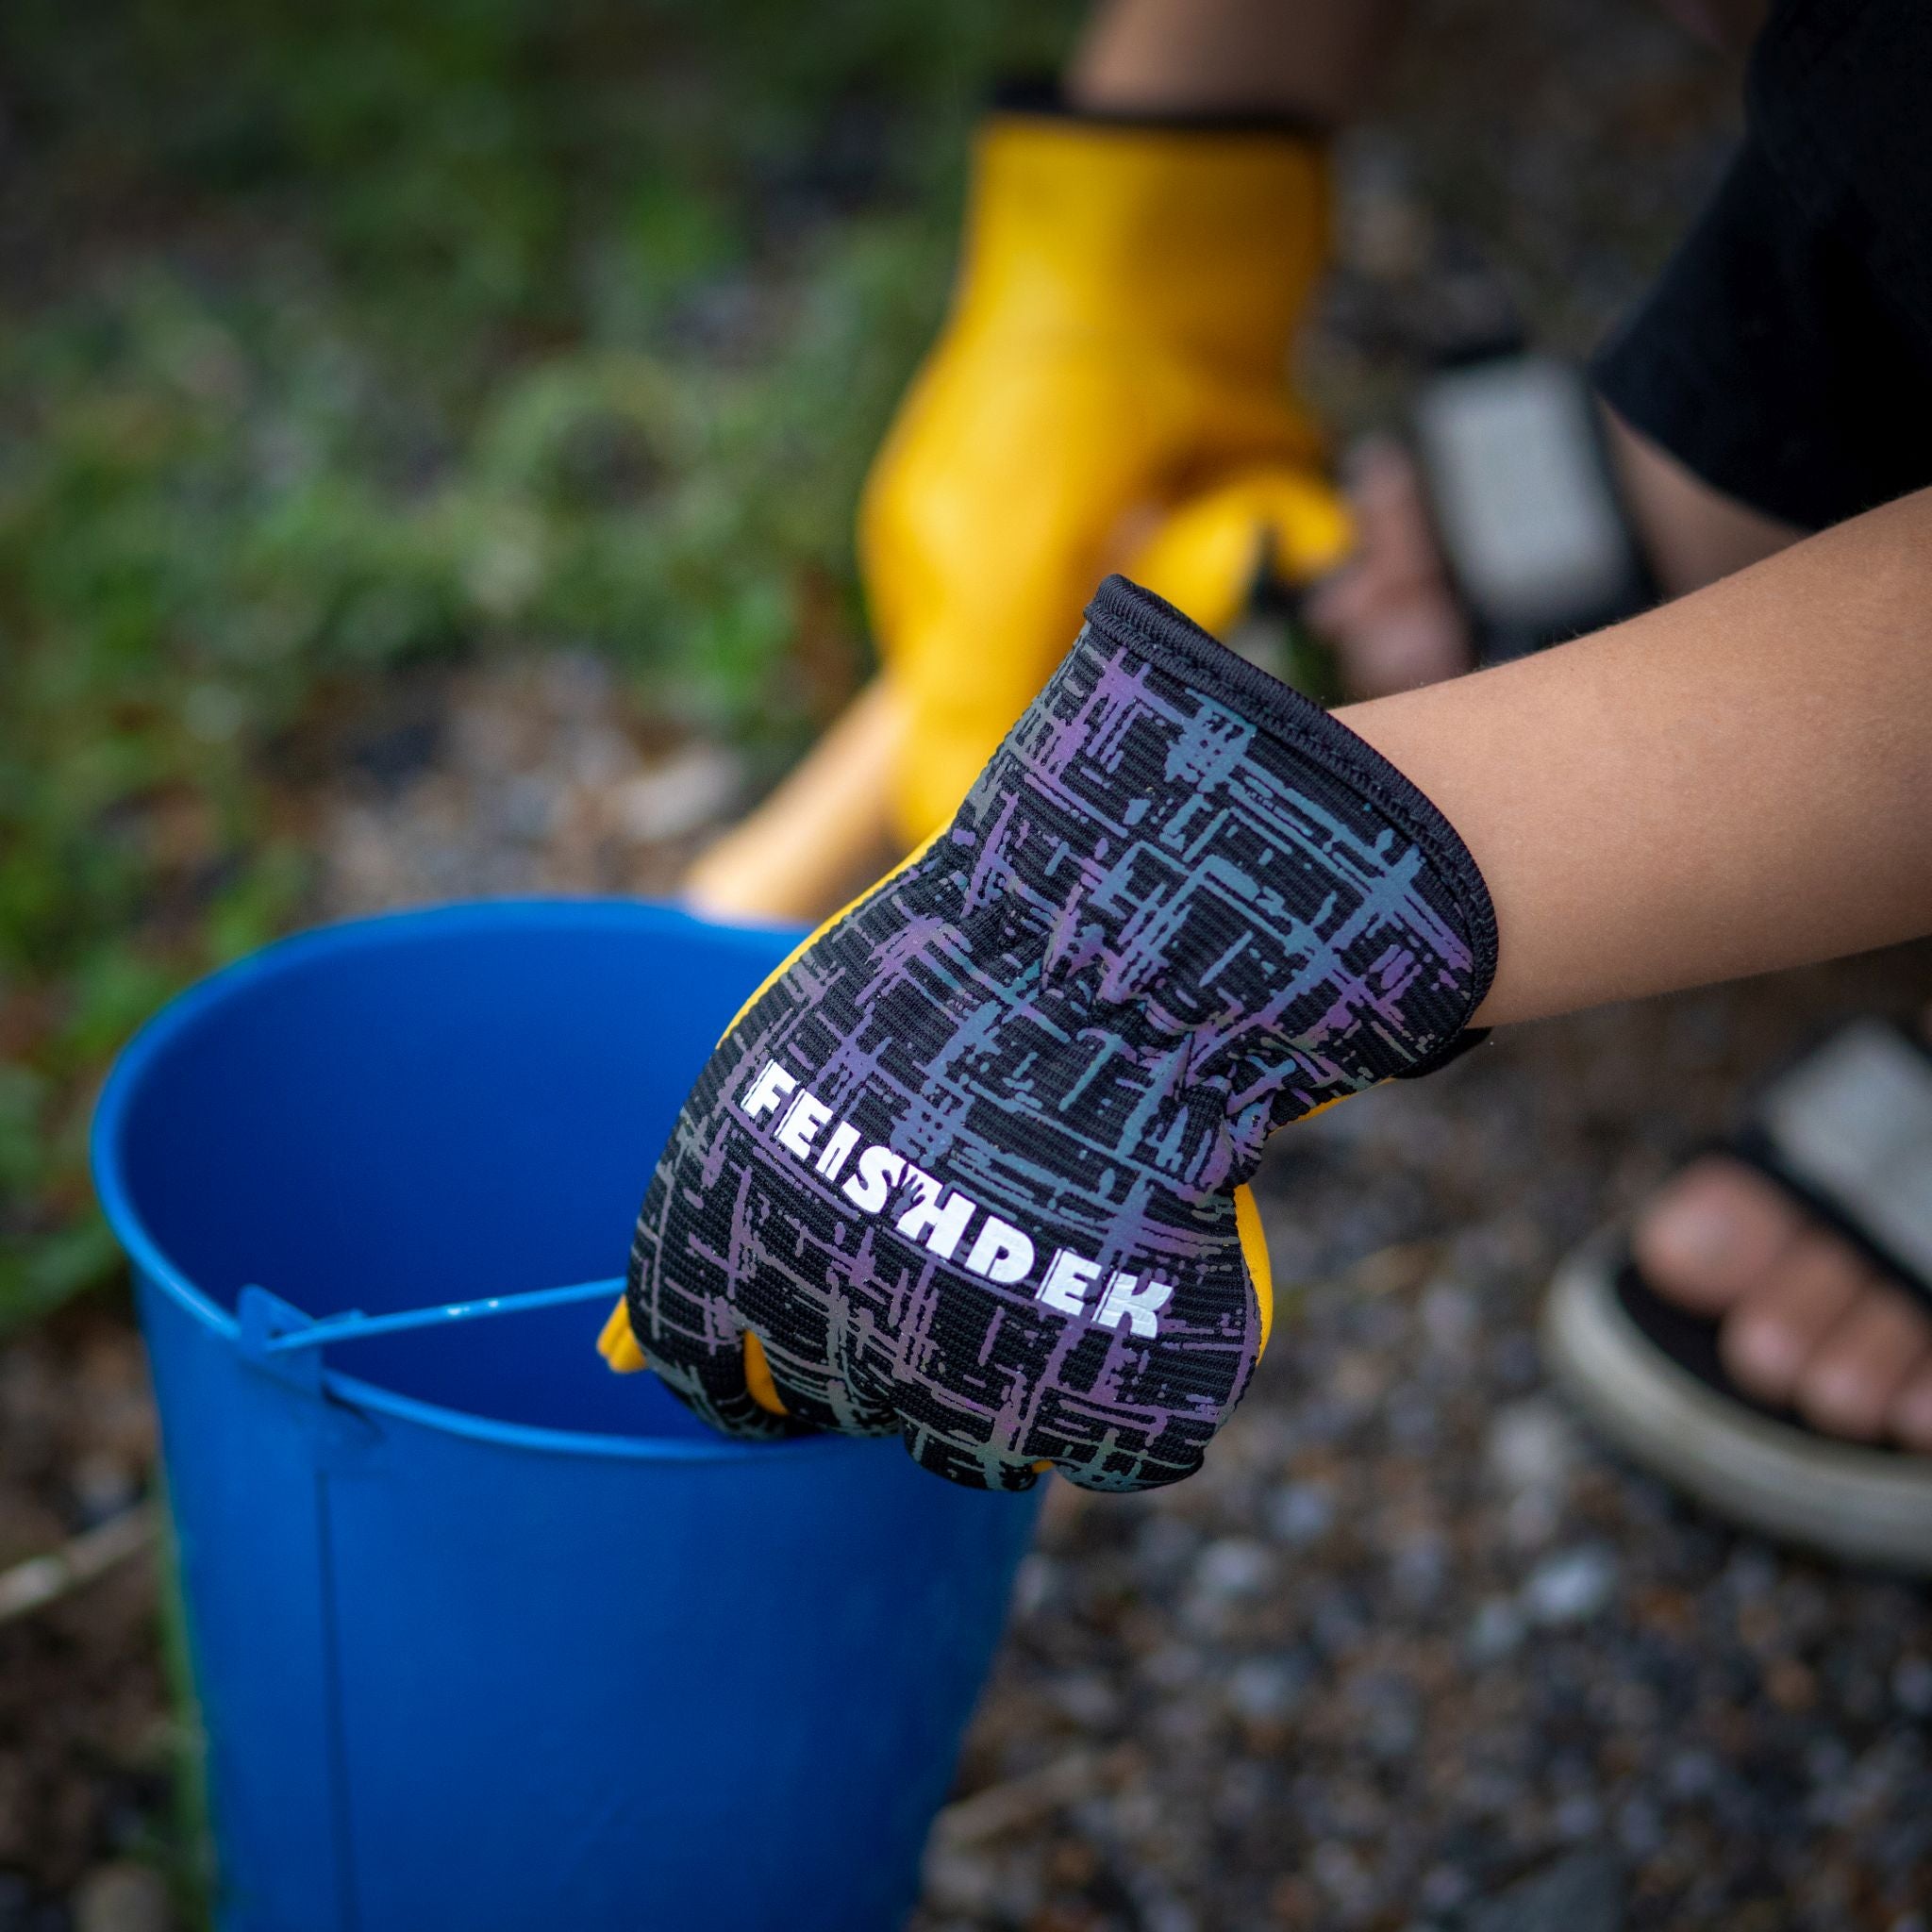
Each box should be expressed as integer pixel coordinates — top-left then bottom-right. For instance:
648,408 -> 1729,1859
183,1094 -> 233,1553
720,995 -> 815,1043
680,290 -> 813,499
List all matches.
953,101 -> 1331,371
1080,574 -> 1501,1050
991,77 -> 1330,141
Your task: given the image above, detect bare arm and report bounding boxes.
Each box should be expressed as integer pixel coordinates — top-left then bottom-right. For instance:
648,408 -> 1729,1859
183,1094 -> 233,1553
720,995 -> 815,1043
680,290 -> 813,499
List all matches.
1341,487 -> 1932,1026
1607,407 -> 1804,596
1068,0 -> 1408,122
1057,0 -> 1920,1031
1073,0 -> 1918,1032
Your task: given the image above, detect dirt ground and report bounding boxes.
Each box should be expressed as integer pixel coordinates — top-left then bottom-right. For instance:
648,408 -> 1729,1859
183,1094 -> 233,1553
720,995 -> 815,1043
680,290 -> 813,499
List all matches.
12,6 -> 1932,1929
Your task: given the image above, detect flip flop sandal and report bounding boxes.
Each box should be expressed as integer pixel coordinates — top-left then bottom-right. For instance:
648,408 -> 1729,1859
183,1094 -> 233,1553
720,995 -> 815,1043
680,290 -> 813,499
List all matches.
1542,1019 -> 1932,1574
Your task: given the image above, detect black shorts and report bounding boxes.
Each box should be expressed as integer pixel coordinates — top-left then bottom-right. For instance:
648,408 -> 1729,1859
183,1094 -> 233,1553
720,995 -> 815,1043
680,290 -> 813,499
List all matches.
1591,0 -> 1932,532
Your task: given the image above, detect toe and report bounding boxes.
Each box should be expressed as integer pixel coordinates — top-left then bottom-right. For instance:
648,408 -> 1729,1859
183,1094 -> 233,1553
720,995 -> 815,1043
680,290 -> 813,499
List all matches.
1633,1158 -> 1807,1315
1716,1229 -> 1866,1405
1790,1282 -> 1932,1442
1890,1354 -> 1932,1452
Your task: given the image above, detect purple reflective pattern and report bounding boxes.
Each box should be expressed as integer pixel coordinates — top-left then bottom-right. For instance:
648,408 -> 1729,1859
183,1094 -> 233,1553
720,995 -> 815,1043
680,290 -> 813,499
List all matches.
628,579 -> 1496,1491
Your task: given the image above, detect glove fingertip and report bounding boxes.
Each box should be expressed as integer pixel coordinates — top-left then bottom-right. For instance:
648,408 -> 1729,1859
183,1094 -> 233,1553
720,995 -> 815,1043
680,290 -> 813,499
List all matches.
636,1341 -> 799,1443
900,1423 -> 1041,1492
1233,1182 -> 1274,1361
742,1330 -> 790,1417
596,1296 -> 648,1374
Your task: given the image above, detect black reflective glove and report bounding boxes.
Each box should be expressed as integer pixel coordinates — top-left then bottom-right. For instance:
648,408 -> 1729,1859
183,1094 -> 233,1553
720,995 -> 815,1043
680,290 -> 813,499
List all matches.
610,577 -> 1496,1491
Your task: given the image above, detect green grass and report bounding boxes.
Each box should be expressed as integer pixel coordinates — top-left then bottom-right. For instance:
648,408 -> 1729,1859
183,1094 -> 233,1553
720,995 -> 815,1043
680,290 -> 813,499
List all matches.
0,0 -> 1080,1330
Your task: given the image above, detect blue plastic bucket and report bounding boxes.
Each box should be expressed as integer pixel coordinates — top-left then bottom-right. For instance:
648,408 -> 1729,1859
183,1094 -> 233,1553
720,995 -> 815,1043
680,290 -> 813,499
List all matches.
92,901 -> 1041,1932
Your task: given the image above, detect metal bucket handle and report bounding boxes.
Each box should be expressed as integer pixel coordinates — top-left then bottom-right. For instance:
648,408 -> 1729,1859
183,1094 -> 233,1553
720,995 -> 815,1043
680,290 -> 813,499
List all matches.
235,1276 -> 625,1392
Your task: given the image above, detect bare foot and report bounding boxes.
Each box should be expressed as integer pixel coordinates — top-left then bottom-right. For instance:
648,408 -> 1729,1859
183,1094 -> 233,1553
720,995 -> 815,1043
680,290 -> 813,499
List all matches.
1306,436 -> 1474,699
1633,1010 -> 1932,1450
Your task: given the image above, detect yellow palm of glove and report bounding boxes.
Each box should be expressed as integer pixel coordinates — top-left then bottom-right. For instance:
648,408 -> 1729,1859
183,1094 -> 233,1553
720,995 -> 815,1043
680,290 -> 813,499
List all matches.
860,111 -> 1351,843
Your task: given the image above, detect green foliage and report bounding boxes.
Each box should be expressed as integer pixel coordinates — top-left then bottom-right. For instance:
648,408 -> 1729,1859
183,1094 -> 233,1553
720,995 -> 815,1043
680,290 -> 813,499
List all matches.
0,0 -> 1080,1329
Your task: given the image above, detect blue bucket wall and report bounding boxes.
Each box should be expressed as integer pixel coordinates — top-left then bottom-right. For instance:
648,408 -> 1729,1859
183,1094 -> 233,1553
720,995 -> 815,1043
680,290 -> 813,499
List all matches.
92,902 -> 1041,1932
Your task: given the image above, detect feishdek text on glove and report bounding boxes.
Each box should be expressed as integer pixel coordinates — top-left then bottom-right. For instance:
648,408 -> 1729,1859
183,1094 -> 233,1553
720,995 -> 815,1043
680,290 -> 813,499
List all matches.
613,576 -> 1498,1491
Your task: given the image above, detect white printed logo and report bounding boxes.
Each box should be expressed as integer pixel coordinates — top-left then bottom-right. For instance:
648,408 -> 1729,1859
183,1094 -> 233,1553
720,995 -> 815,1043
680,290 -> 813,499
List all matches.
739,1058 -> 1174,1337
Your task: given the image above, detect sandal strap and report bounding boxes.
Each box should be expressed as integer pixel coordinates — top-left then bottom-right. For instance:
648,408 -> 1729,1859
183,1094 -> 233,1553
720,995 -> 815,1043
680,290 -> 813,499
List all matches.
1727,1019 -> 1932,1317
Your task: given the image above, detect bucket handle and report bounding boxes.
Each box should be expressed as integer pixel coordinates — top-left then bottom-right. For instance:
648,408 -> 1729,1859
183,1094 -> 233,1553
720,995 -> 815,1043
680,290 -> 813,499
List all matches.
243,1274 -> 627,1358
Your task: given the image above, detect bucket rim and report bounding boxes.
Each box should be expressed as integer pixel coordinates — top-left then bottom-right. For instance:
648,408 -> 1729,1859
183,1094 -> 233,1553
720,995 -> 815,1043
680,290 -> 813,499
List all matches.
88,897 -> 877,1466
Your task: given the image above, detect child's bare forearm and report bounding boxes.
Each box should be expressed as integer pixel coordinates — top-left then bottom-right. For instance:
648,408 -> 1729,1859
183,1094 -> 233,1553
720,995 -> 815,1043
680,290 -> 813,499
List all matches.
1605,406 -> 1804,597
1069,0 -> 1407,122
1341,486 -> 1932,1026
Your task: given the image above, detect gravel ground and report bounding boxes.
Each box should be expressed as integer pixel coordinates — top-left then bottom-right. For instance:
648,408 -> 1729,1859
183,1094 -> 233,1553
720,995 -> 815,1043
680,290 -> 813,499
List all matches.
915,944 -> 1932,1932
11,6 -> 1932,1928
0,1309 -> 164,1920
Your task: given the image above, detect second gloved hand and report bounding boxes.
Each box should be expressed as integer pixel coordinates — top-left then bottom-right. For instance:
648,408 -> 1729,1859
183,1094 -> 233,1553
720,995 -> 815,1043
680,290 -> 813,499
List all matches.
860,98 -> 1351,844
618,578 -> 1496,1491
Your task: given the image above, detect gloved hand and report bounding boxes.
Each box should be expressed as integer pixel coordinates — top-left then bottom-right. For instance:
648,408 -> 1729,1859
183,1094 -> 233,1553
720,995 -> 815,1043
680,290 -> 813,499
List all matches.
860,99 -> 1352,845
608,576 -> 1496,1492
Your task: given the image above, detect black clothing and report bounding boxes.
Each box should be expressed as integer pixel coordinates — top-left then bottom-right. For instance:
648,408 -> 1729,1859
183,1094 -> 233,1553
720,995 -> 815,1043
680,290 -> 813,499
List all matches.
1592,0 -> 1932,531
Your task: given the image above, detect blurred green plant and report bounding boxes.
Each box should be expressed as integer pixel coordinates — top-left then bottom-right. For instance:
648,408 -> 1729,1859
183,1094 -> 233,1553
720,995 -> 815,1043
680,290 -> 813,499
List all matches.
0,0 -> 1080,1329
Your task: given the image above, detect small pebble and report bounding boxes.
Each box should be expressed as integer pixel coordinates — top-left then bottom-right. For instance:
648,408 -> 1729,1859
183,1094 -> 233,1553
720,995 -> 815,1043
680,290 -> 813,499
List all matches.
1467,1596 -> 1527,1661
1463,1847 -> 1624,1932
1664,1749 -> 1719,1800
1225,1657 -> 1307,1726
1010,1554 -> 1058,1619
69,1453 -> 138,1527
1553,1792 -> 1604,1841
1487,1397 -> 1579,1499
1389,1532 -> 1448,1609
1524,1546 -> 1620,1626
1891,1655 -> 1932,1716
1191,1538 -> 1274,1603
1134,1515 -> 1198,1578
1418,1863 -> 1473,1913
1266,1481 -> 1336,1547
72,1865 -> 169,1932
1049,1672 -> 1119,1731
615,744 -> 741,841
1420,1278 -> 1478,1355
